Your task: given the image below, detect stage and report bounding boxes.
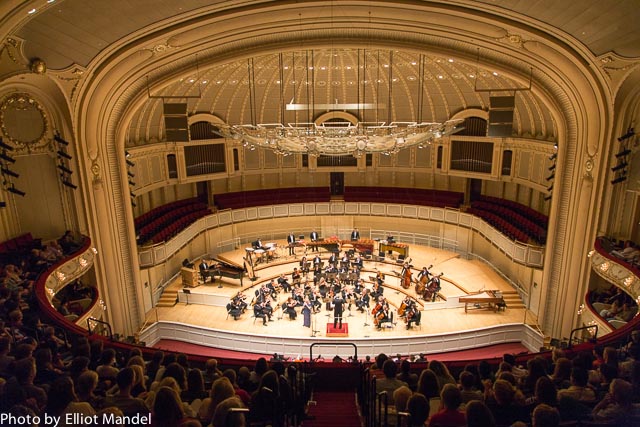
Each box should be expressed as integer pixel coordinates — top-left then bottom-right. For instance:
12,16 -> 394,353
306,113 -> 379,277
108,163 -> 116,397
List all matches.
140,241 -> 543,359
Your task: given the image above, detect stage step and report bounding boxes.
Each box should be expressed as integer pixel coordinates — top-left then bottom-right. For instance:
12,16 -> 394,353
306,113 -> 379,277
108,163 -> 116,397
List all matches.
501,290 -> 525,309
157,289 -> 179,307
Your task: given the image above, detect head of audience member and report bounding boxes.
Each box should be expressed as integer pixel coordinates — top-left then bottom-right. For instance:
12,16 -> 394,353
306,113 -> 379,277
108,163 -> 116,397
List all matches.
210,377 -> 236,407
393,385 -> 412,412
459,371 -> 476,391
211,396 -> 246,427
406,393 -> 429,427
254,357 -> 269,377
492,379 -> 516,405
440,383 -> 462,410
45,376 -> 77,417
534,376 -> 557,407
162,362 -> 187,391
417,369 -> 440,399
14,357 -> 36,385
465,400 -> 496,427
152,386 -> 186,427
603,346 -> 619,367
382,359 -> 398,379
76,370 -> 99,398
532,403 -> 560,427
116,367 -> 135,395
569,367 -> 589,388
609,378 -> 633,408
498,371 -> 517,386
375,353 -> 389,371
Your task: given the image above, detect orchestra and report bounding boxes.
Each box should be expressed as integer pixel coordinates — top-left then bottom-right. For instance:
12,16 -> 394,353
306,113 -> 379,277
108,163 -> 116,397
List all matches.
224,239 -> 445,333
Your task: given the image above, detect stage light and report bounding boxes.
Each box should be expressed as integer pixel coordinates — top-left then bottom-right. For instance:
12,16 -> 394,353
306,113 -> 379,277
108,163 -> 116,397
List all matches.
544,195 -> 552,201
125,151 -> 131,158
126,159 -> 135,167
62,180 -> 77,190
611,162 -> 628,172
127,171 -> 135,178
54,134 -> 69,146
616,149 -> 632,158
130,191 -> 136,198
611,176 -> 627,184
0,153 -> 15,163
549,153 -> 557,161
548,164 -> 556,171
7,186 -> 26,197
0,139 -> 14,151
56,150 -> 72,160
618,128 -> 635,142
57,164 -> 73,174
131,201 -> 137,207
546,172 -> 555,181
128,179 -> 136,186
1,167 -> 19,178
547,184 -> 553,192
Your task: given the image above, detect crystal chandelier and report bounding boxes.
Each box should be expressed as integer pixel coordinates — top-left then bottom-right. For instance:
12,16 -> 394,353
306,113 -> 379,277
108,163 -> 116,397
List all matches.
220,49 -> 464,156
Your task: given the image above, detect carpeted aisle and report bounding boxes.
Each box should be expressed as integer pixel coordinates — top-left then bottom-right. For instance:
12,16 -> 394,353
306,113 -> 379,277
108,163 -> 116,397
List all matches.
305,390 -> 362,427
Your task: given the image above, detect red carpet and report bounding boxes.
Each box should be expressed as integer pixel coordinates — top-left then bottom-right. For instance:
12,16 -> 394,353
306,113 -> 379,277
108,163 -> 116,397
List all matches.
326,322 -> 349,336
306,391 -> 361,427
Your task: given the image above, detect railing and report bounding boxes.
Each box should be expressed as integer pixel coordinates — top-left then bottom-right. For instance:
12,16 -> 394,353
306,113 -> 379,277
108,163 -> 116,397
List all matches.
87,317 -> 113,340
310,342 -> 358,361
568,325 -> 598,349
138,202 -> 545,268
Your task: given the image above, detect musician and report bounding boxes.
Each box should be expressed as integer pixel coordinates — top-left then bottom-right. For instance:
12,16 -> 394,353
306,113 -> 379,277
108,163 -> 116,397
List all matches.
199,259 -> 211,283
328,252 -> 338,266
332,294 -> 345,329
405,301 -> 421,330
356,288 -> 371,312
302,297 -> 312,328
283,297 -> 297,320
277,274 -> 291,293
373,296 -> 391,329
417,266 -> 432,281
227,295 -> 244,320
400,262 -> 411,278
352,253 -> 363,268
253,301 -> 270,326
427,274 -> 443,302
310,230 -> 319,252
401,262 -> 412,289
351,228 -> 360,241
313,254 -> 322,266
232,291 -> 248,313
253,238 -> 269,251
291,268 -> 301,286
287,232 -> 296,256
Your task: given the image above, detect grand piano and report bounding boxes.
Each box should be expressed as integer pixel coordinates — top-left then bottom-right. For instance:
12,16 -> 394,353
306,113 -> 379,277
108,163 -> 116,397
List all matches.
208,258 -> 245,286
459,290 -> 505,313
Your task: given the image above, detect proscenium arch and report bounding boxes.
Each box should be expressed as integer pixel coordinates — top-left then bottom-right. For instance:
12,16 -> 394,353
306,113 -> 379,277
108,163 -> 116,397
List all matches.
74,1 -> 611,338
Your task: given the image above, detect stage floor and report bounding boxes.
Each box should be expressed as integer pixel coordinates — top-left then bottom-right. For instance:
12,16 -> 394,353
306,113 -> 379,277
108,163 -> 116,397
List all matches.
148,241 -> 538,341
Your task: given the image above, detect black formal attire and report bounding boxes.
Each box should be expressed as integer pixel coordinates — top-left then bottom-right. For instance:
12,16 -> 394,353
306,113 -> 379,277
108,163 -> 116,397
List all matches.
333,296 -> 345,329
287,233 -> 296,255
302,302 -> 312,327
310,231 -> 319,251
351,229 -> 360,241
199,261 -> 210,283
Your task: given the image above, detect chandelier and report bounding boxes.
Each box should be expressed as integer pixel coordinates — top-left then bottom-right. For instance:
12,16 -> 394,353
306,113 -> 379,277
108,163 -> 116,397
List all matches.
220,49 -> 464,156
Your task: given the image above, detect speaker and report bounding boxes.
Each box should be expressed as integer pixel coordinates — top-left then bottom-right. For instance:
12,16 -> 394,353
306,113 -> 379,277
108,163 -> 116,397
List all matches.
163,103 -> 187,115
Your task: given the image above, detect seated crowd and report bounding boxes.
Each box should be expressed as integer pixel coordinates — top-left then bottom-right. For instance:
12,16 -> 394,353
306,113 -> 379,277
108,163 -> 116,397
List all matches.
367,338 -> 640,427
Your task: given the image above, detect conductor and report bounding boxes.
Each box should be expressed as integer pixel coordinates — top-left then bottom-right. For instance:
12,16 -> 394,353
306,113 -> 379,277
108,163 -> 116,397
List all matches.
332,294 -> 345,329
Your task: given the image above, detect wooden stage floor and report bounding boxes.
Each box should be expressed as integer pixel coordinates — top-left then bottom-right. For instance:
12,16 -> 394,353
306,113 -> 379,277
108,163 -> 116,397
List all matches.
149,241 -> 538,341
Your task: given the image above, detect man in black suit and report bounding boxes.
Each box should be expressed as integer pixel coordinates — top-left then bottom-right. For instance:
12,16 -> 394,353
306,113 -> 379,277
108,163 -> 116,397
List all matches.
351,228 -> 360,241
333,294 -> 345,329
310,230 -> 319,252
287,232 -> 296,255
199,259 -> 210,283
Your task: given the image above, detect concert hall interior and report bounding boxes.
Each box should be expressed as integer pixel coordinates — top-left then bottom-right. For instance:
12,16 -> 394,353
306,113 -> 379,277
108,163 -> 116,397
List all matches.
1,1 -> 640,425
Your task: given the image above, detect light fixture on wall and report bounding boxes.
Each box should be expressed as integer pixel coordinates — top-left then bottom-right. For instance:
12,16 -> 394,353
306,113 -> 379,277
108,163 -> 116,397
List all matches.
0,137 -> 26,198
55,132 -> 77,191
126,151 -> 137,207
219,49 -> 464,156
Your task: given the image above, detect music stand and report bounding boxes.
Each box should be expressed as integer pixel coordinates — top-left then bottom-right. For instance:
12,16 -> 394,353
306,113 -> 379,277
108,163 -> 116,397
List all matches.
183,288 -> 191,305
363,305 -> 370,327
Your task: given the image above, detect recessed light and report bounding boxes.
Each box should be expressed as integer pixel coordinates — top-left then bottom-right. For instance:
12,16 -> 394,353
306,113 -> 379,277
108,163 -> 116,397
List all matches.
492,72 -> 499,76
188,79 -> 195,83
437,75 -> 444,79
201,80 -> 208,84
28,8 -> 36,14
469,74 -> 475,78
448,58 -> 454,63
383,64 -> 389,68
411,62 -> 417,65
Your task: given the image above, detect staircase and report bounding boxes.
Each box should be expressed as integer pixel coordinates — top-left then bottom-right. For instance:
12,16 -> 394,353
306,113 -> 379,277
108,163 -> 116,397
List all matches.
156,287 -> 179,307
502,290 -> 525,309
305,390 -> 362,427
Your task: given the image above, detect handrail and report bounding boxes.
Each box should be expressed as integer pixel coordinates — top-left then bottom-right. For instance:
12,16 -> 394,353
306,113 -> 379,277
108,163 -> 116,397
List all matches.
87,317 -> 113,340
376,391 -> 388,427
568,325 -> 598,349
309,342 -> 357,361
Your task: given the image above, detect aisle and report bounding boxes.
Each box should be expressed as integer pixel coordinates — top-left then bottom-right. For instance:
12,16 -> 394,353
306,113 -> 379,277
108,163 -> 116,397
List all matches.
305,390 -> 362,427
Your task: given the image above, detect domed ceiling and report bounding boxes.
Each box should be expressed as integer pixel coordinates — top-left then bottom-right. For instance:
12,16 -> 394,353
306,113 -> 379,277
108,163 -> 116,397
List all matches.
126,48 -> 556,146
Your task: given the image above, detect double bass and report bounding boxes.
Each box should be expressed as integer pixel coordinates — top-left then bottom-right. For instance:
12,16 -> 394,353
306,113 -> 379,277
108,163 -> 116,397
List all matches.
402,267 -> 412,289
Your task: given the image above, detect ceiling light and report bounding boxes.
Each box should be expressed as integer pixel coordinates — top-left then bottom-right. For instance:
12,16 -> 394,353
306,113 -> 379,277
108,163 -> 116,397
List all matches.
448,59 -> 454,62
469,74 -> 475,78
437,75 -> 444,79
188,79 -> 195,83
27,8 -> 36,14
492,72 -> 499,76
